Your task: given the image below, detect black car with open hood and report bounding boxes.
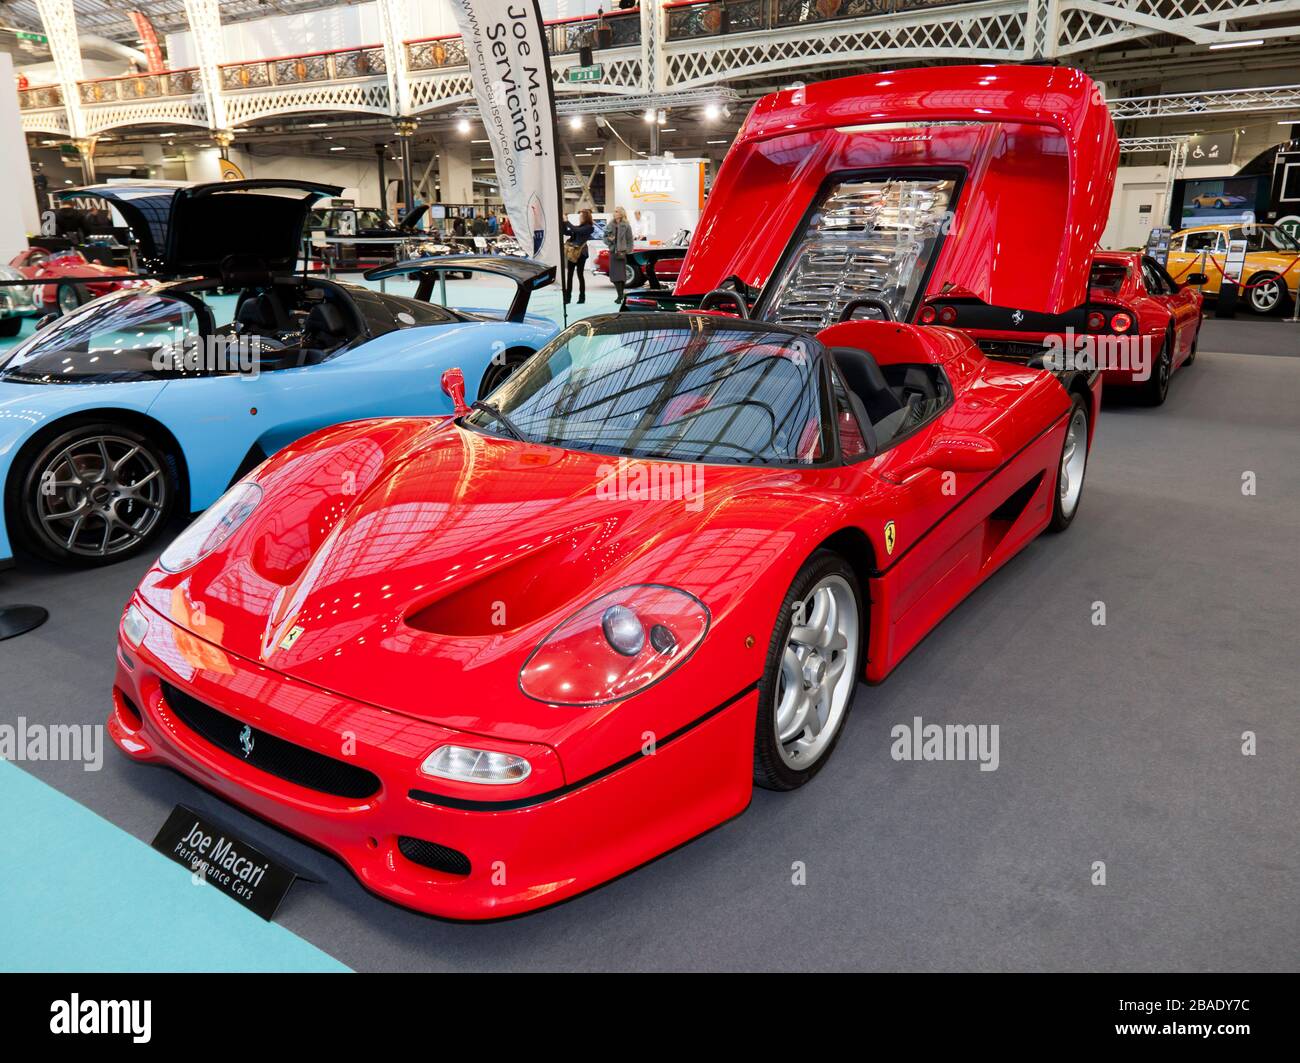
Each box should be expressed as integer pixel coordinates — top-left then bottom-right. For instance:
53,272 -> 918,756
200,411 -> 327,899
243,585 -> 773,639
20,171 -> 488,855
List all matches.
58,179 -> 342,278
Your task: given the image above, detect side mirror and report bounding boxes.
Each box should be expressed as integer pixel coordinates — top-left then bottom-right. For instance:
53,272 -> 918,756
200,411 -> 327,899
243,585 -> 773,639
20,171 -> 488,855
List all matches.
440,367 -> 469,415
898,431 -> 1002,476
1184,273 -> 1209,286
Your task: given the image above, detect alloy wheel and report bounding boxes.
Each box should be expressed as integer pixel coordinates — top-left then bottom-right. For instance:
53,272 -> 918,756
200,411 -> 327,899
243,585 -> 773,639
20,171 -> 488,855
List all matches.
774,574 -> 859,769
34,434 -> 167,558
1057,406 -> 1088,520
1250,278 -> 1281,313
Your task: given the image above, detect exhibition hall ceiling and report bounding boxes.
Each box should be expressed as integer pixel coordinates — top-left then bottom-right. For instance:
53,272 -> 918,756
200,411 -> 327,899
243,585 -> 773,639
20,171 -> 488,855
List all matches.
3,0 -> 343,44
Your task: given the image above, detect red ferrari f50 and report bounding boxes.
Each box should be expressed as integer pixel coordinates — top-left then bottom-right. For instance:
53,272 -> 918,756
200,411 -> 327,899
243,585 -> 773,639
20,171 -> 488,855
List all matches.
111,65 -> 1117,919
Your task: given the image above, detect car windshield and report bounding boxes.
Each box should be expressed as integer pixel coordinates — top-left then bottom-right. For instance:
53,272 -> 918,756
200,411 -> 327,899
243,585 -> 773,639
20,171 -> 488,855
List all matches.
465,316 -> 830,465
1089,262 -> 1128,294
0,291 -> 202,383
1235,226 -> 1300,253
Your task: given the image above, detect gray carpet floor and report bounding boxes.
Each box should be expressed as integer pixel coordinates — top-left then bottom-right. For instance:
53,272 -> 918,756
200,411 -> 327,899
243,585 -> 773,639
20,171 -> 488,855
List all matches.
2,317 -> 1297,971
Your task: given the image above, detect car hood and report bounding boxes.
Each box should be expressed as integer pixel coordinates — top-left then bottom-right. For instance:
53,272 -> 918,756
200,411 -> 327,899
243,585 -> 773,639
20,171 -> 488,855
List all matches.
137,417 -> 808,748
60,179 -> 341,276
677,64 -> 1117,317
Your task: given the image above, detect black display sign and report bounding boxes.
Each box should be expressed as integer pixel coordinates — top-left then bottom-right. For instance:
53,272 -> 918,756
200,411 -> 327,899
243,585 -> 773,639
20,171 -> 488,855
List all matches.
151,805 -> 297,921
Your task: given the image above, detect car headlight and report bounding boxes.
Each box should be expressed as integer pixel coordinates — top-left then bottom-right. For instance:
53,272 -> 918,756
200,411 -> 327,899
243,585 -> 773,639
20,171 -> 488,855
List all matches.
421,744 -> 532,785
520,585 -> 710,706
158,481 -> 263,573
122,603 -> 149,647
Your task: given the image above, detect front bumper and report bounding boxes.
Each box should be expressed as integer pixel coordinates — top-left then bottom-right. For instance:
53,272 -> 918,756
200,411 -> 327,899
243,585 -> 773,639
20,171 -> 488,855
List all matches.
109,599 -> 756,920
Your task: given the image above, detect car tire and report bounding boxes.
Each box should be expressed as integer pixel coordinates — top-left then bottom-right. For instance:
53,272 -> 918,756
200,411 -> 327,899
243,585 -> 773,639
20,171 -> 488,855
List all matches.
624,262 -> 644,289
1246,273 -> 1287,315
0,316 -> 22,337
1048,393 -> 1090,533
477,347 -> 533,398
1183,325 -> 1199,366
1139,328 -> 1174,407
753,550 -> 862,791
56,283 -> 87,316
11,420 -> 177,567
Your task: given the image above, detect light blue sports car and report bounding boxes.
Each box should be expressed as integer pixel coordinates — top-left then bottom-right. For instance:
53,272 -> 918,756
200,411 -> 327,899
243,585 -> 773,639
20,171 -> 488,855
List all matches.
0,180 -> 557,567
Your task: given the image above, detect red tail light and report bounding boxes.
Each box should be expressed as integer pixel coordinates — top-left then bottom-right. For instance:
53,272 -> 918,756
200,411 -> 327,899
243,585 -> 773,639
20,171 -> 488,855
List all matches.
937,306 -> 957,325
1110,312 -> 1133,333
1086,310 -> 1106,331
918,305 -> 937,324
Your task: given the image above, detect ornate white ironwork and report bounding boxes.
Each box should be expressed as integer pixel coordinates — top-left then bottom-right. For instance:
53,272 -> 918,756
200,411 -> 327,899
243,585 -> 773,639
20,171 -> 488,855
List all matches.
376,0 -> 413,117
663,2 -> 1029,89
224,79 -> 392,127
409,49 -> 642,115
1055,0 -> 1300,56
1110,83 -> 1300,120
82,97 -> 209,135
182,0 -> 229,130
33,0 -> 86,137
19,0 -> 1300,136
641,0 -> 665,94
20,108 -> 71,137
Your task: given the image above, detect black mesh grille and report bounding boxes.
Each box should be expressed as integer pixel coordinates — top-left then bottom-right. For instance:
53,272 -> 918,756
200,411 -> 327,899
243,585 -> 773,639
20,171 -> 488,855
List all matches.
397,836 -> 472,877
160,681 -> 381,800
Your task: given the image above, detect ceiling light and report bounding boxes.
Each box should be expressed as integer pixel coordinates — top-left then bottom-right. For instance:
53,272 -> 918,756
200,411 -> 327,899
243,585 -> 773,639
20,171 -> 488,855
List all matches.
471,139 -> 488,144
643,108 -> 656,123
568,115 -> 583,130
329,145 -> 346,151
704,103 -> 720,121
457,118 -> 471,133
707,139 -> 729,144
661,127 -> 677,132
307,122 -> 329,128
1208,39 -> 1263,50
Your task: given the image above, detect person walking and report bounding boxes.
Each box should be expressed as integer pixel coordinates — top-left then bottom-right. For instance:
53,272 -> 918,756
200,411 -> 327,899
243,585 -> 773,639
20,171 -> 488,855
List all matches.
605,206 -> 634,303
562,209 -> 595,305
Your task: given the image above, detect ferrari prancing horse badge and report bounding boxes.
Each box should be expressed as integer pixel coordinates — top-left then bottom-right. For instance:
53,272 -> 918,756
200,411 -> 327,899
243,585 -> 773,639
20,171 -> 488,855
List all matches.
884,520 -> 897,555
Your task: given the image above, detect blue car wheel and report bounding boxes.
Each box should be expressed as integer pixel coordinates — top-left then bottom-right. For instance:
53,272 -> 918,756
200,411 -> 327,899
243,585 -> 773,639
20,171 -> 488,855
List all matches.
12,420 -> 177,566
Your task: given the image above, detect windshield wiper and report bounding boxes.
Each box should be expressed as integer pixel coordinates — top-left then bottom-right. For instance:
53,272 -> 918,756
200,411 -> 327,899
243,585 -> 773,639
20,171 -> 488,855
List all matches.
470,400 -> 526,441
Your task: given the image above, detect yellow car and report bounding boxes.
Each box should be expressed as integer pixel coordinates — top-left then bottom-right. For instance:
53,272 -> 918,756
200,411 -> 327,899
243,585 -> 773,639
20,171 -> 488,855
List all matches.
1166,224 -> 1300,314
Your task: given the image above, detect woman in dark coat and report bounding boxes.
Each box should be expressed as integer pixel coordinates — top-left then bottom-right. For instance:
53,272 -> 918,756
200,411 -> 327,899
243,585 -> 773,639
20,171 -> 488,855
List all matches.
562,208 -> 594,305
604,206 -> 635,304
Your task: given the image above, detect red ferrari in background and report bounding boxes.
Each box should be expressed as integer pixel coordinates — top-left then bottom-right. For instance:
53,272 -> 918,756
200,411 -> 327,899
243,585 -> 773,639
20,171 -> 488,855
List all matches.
917,252 -> 1204,406
9,247 -> 147,316
594,230 -> 690,289
110,64 -> 1115,919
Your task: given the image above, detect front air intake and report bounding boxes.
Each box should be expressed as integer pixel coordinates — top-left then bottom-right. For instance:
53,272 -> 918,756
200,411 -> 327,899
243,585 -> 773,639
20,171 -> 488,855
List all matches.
397,836 -> 472,877
160,681 -> 381,800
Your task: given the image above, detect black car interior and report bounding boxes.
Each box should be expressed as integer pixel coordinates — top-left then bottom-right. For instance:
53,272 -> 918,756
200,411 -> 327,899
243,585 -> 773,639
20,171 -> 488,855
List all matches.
830,346 -> 951,453
217,256 -> 366,368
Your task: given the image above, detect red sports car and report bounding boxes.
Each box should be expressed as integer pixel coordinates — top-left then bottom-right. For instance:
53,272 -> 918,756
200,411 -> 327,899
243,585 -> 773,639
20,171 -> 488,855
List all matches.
919,251 -> 1204,406
9,247 -> 147,316
110,64 -> 1114,919
594,234 -> 688,289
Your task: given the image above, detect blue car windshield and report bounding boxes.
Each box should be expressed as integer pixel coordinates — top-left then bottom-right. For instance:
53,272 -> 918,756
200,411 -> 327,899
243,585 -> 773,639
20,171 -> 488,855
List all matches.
464,315 -> 831,465
0,291 -> 203,384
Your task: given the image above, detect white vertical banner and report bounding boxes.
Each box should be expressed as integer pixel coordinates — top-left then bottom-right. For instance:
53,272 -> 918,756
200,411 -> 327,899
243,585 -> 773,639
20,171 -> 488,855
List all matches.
447,0 -> 563,273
